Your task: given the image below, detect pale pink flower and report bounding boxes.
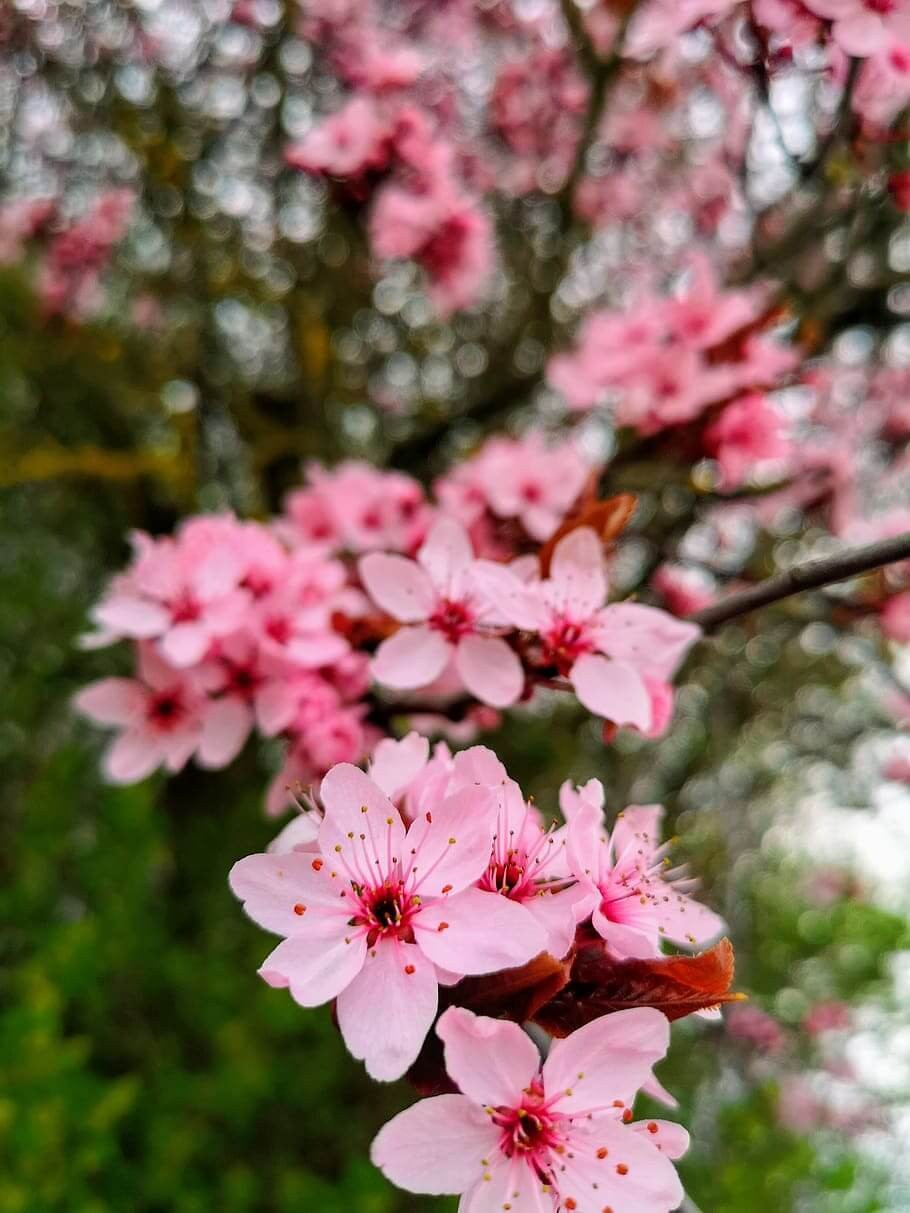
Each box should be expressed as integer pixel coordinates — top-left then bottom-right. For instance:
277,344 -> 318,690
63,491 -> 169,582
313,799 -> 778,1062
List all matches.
753,0 -> 823,49
74,643 -> 207,783
882,752 -> 910,783
475,528 -> 700,731
434,432 -> 591,542
230,764 -> 542,1079
477,772 -> 585,958
283,460 -> 430,554
652,564 -> 717,617
804,1001 -> 851,1035
563,783 -> 724,959
703,394 -> 791,489
250,548 -> 353,669
359,517 -> 525,708
88,519 -> 250,667
804,0 -> 910,56
664,254 -> 763,351
370,183 -> 493,314
371,1005 -> 687,1212
285,97 -> 393,177
726,1005 -> 787,1054
881,592 -> 910,643
854,43 -> 910,127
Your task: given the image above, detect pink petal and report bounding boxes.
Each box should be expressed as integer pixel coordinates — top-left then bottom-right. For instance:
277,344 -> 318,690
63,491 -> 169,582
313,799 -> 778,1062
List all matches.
267,812 -> 321,854
612,803 -> 665,861
92,596 -> 169,638
73,678 -> 145,726
436,1006 -> 540,1107
630,1118 -> 690,1160
103,729 -> 162,783
558,1119 -> 684,1213
358,553 -> 434,622
834,13 -> 888,55
371,625 -> 451,690
285,631 -> 350,668
371,1094 -> 500,1195
524,885 -> 589,960
336,939 -> 438,1081
544,1006 -> 670,1113
368,732 -> 430,799
656,892 -> 725,949
592,906 -> 659,959
161,726 -> 200,773
641,1073 -> 679,1111
548,526 -> 607,616
594,603 -> 700,680
254,682 -> 299,736
460,1158 -> 550,1212
415,887 -> 546,975
570,654 -> 652,729
470,561 -> 547,631
160,621 -> 211,667
258,926 -> 366,1007
229,852 -> 346,936
319,763 -> 405,882
198,698 -> 252,768
455,635 -> 524,708
417,516 -> 473,593
405,785 -> 497,897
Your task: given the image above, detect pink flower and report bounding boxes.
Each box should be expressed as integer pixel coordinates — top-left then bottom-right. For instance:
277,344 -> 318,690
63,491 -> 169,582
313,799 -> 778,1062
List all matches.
882,752 -> 910,783
804,1001 -> 851,1035
359,517 -> 525,708
88,519 -> 251,667
881,592 -> 910,642
434,432 -> 591,542
285,96 -> 393,178
371,1005 -> 687,1212
703,394 -> 791,489
477,773 -> 585,958
664,254 -> 763,351
652,564 -> 717,617
726,1005 -> 787,1054
475,528 -> 700,731
250,548 -> 353,669
230,763 -> 543,1079
804,0 -> 910,56
370,183 -> 493,314
563,783 -> 724,959
74,644 -> 207,782
283,460 -> 429,554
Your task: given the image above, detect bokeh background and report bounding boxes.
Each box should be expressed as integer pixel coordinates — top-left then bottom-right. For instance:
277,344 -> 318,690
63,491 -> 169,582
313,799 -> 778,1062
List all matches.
3,2 -> 910,1211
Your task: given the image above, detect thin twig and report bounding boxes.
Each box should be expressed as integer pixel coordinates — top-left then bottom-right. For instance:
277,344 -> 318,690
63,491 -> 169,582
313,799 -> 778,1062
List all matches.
689,532 -> 910,632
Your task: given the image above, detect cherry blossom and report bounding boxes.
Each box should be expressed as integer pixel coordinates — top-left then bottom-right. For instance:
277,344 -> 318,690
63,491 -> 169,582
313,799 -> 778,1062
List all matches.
75,643 -> 208,783
703,394 -> 791,490
371,1005 -> 687,1213
359,517 -> 525,708
475,527 -> 700,732
562,782 -> 724,959
803,0 -> 910,56
230,762 -> 544,1079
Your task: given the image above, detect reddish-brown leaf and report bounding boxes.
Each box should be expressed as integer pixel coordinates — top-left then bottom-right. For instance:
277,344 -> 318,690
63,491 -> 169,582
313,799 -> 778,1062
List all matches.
538,492 -> 637,576
533,938 -> 743,1036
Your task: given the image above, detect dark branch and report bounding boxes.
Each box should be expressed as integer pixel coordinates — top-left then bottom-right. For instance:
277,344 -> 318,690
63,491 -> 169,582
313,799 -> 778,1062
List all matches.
689,531 -> 910,632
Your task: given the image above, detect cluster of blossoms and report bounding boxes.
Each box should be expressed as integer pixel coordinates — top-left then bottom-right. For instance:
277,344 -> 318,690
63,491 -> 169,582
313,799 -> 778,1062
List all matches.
76,435 -> 700,813
230,741 -> 724,1207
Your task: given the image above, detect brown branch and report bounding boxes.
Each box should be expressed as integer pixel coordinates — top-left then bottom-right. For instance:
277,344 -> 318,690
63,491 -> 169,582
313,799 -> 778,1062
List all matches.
689,532 -> 910,633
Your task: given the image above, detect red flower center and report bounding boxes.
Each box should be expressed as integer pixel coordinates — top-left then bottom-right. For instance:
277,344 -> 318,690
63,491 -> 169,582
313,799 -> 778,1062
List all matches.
430,597 -> 475,642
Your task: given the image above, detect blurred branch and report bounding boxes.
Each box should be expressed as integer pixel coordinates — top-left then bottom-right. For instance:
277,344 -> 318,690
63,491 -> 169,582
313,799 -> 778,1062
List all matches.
690,531 -> 910,632
0,444 -> 186,488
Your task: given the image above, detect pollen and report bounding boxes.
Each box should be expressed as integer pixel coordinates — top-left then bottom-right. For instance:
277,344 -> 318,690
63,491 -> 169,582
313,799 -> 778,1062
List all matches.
361,804 -> 369,813
596,1148 -> 608,1159
334,844 -> 343,853
448,837 -> 457,845
437,921 -> 449,931
426,811 -> 433,823
647,1122 -> 659,1134
293,903 -> 306,915
616,1164 -> 629,1176
441,883 -> 453,894
622,1109 -> 632,1123
311,858 -> 323,871
386,817 -> 394,825
404,964 -> 416,975
565,1200 -> 577,1210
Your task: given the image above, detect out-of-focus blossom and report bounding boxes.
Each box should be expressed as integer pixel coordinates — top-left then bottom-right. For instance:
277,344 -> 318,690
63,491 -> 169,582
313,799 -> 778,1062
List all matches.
804,1001 -> 851,1035
803,0 -> 910,57
726,1004 -> 788,1053
434,431 -> 591,542
652,563 -> 717,617
703,394 -> 791,489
